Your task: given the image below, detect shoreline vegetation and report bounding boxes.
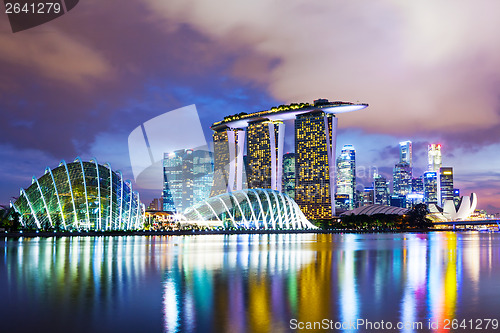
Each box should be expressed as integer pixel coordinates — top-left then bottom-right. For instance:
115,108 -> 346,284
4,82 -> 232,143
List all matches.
1,204 -> 492,238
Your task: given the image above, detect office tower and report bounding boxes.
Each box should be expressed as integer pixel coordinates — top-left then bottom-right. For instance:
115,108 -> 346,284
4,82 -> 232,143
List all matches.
423,171 -> 438,205
390,195 -> 407,208
438,167 -> 454,206
163,149 -> 214,212
363,187 -> 374,206
192,150 -> 214,204
336,144 -> 356,210
399,141 -> 412,166
408,176 -> 425,206
246,119 -> 284,190
163,150 -> 184,212
295,110 -> 337,219
211,127 -> 245,196
428,144 -> 442,172
147,198 -> 163,211
411,177 -> 424,193
335,194 -> 350,211
282,153 -> 296,199
393,162 -> 412,196
373,174 -> 389,205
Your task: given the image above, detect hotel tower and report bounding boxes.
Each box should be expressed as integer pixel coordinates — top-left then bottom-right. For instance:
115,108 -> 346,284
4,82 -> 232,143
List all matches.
210,99 -> 368,219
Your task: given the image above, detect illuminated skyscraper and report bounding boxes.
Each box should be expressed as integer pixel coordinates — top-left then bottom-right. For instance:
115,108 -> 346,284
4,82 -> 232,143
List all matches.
408,176 -> 425,206
400,141 -> 412,166
295,110 -> 337,218
282,153 -> 296,199
362,187 -> 374,206
373,174 -> 389,205
163,150 -> 184,212
210,127 -> 245,196
246,119 -> 284,190
428,144 -> 442,172
392,140 -> 413,207
423,171 -> 438,205
192,150 -> 214,204
163,149 -> 213,212
411,177 -> 424,193
438,167 -> 454,206
336,144 -> 356,210
210,99 -> 368,218
393,162 -> 412,196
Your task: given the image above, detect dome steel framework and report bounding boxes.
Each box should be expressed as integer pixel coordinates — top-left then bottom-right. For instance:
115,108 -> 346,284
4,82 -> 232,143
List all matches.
183,189 -> 317,229
11,157 -> 145,230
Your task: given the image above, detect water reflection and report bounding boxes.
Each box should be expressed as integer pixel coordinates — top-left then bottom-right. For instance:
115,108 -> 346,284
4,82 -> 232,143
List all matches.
1,232 -> 500,333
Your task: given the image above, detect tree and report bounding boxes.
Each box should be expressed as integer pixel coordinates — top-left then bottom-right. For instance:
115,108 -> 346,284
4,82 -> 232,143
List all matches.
405,204 -> 432,229
0,206 -> 21,231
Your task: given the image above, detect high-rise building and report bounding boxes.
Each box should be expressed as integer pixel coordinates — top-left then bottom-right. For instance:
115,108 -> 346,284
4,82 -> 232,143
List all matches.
163,149 -> 213,212
147,198 -> 163,211
428,144 -> 442,172
363,187 -> 374,206
408,176 -> 425,206
335,194 -> 350,211
438,167 -> 454,206
411,177 -> 424,193
246,119 -> 284,190
393,162 -> 412,196
211,127 -> 245,196
192,150 -> 214,204
373,174 -> 389,205
163,150 -> 184,212
336,144 -> 356,210
423,171 -> 438,205
210,99 -> 368,218
295,110 -> 337,219
399,141 -> 412,166
282,153 -> 296,199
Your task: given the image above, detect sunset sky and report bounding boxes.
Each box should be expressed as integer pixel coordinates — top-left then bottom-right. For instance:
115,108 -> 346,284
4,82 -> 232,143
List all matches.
1,0 -> 499,212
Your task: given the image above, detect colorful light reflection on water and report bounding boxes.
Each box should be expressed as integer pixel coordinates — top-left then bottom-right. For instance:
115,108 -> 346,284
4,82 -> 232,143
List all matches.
1,233 -> 499,332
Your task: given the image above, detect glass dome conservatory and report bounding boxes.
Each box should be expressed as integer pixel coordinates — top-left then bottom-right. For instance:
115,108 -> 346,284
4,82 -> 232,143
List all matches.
11,157 -> 145,230
183,189 -> 316,229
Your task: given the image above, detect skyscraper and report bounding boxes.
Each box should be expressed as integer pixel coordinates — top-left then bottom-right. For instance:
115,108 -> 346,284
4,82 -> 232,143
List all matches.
192,150 -> 214,204
209,99 -> 368,218
373,174 -> 389,205
246,119 -> 284,190
438,167 -> 454,206
411,177 -> 424,194
295,110 -> 337,219
163,149 -> 213,212
400,141 -> 412,166
163,150 -> 184,212
392,140 -> 413,207
423,171 -> 438,205
362,187 -> 375,206
211,127 -> 245,196
408,176 -> 425,206
393,162 -> 412,196
336,144 -> 356,210
282,153 -> 296,199
428,144 -> 442,172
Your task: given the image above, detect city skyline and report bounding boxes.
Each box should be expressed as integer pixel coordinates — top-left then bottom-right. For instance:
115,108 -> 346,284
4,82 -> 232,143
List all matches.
1,1 -> 500,213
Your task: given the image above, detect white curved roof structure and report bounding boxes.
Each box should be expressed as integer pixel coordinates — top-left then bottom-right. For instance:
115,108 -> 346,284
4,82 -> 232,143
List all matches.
183,189 -> 317,229
340,204 -> 409,216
